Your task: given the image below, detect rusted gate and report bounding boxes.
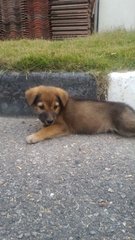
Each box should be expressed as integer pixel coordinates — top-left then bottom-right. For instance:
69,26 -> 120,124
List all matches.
50,0 -> 95,39
0,0 -> 95,40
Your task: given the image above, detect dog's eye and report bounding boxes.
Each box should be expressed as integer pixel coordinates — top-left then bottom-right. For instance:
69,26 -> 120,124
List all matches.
54,105 -> 58,110
54,102 -> 59,110
37,102 -> 44,110
39,105 -> 44,110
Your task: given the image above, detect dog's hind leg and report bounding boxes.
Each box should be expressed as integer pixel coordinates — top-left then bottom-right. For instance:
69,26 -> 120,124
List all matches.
114,106 -> 135,137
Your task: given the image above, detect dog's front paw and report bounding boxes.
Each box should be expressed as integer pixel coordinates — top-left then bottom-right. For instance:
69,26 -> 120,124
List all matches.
26,134 -> 40,144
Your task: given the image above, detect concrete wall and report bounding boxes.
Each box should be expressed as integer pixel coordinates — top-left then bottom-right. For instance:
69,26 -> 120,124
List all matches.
107,72 -> 135,110
98,0 -> 135,32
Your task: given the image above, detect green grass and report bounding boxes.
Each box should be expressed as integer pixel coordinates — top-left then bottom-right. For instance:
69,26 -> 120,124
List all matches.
0,30 -> 135,74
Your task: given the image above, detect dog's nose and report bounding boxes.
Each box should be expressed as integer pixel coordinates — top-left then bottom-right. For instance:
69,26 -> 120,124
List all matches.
39,113 -> 54,125
46,119 -> 54,125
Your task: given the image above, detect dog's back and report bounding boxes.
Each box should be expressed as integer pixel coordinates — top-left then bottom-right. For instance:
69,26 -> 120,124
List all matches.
62,98 -> 135,136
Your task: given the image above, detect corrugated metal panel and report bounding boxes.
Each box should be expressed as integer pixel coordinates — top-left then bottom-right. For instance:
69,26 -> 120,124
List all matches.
0,0 -> 50,39
0,0 -> 29,39
0,0 -> 95,40
50,0 -> 95,39
27,0 -> 50,39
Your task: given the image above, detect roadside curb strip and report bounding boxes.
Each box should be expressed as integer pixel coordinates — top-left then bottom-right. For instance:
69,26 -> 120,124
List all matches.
0,72 -> 96,116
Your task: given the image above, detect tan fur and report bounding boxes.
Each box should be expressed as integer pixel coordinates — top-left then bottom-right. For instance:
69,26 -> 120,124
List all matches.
25,85 -> 135,143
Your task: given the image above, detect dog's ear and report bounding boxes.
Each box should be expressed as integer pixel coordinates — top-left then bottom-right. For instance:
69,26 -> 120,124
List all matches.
25,87 -> 40,106
56,88 -> 69,107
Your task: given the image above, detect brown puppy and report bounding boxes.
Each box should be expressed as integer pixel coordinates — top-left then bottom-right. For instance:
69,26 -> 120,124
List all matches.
25,85 -> 135,143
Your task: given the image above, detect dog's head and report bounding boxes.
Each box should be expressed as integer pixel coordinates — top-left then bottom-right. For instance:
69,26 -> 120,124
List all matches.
25,86 -> 69,126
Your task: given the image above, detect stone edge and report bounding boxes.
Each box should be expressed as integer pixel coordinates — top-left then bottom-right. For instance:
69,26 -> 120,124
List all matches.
0,71 -> 97,116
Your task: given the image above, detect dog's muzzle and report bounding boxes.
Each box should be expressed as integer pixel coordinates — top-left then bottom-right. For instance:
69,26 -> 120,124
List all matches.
39,112 -> 54,126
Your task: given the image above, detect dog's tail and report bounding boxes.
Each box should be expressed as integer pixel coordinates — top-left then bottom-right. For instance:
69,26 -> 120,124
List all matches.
113,105 -> 135,137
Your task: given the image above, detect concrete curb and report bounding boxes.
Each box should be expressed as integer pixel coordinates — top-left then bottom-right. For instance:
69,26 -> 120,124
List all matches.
0,71 -> 96,116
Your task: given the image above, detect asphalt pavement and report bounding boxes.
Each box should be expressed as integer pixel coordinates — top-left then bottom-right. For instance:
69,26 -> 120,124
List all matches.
0,116 -> 135,240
